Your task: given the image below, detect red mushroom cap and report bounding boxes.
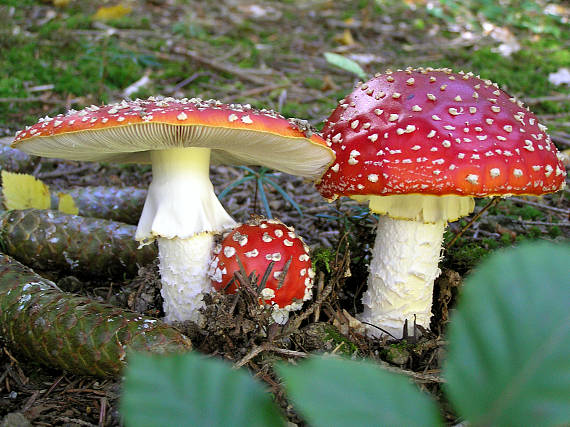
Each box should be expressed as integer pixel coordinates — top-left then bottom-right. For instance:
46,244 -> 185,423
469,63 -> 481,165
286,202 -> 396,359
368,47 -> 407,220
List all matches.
317,68 -> 566,199
208,219 -> 314,311
12,97 -> 333,181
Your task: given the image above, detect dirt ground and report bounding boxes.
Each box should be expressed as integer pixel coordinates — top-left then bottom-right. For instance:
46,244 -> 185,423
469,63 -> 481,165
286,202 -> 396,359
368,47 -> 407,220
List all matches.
0,0 -> 568,425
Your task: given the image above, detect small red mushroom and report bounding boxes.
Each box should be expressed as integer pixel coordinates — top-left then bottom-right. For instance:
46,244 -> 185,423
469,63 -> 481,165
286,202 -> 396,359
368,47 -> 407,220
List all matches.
208,218 -> 314,323
317,67 -> 567,338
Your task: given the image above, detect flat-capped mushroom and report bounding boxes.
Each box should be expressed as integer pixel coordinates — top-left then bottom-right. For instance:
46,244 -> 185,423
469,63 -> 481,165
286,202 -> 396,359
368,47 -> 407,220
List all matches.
317,68 -> 566,338
13,97 -> 333,324
208,218 -> 314,323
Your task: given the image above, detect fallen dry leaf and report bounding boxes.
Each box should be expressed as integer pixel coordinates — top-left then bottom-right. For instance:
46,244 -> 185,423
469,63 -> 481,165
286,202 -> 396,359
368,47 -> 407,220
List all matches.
93,4 -> 132,21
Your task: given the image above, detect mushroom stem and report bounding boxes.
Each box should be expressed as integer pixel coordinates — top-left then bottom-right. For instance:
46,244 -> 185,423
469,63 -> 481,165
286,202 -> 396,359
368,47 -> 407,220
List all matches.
158,233 -> 214,324
360,216 -> 445,338
136,147 -> 237,323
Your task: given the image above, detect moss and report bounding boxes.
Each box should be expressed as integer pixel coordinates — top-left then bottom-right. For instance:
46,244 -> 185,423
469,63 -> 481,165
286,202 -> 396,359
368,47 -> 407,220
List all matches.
548,226 -> 561,239
304,77 -> 324,90
443,240 -> 493,273
500,233 -> 514,245
323,324 -> 359,356
312,247 -> 335,274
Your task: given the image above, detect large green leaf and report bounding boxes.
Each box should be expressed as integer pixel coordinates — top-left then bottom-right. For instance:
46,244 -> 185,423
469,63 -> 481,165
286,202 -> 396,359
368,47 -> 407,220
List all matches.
277,357 -> 442,427
121,352 -> 284,427
444,242 -> 570,426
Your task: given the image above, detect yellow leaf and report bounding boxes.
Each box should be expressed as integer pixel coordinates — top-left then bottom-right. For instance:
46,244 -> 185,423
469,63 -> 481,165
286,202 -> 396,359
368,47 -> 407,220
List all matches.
93,4 -> 132,21
333,29 -> 355,46
53,0 -> 71,7
1,171 -> 50,211
58,193 -> 79,215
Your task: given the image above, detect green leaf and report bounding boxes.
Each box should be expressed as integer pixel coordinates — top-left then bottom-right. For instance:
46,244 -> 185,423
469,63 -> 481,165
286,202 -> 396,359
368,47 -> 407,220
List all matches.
444,242 -> 570,426
121,352 -> 284,427
324,53 -> 367,79
277,357 -> 442,427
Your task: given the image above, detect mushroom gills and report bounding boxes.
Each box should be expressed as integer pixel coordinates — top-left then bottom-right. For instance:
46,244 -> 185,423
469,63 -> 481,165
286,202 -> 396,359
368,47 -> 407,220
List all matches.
352,194 -> 475,223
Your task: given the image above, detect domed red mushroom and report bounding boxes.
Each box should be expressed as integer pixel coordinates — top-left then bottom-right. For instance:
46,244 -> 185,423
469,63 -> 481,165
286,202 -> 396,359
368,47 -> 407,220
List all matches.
13,97 -> 333,325
317,67 -> 567,338
208,218 -> 314,323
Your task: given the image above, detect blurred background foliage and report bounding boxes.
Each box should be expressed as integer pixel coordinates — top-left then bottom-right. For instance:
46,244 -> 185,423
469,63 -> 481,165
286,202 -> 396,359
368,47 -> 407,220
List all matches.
0,0 -> 568,134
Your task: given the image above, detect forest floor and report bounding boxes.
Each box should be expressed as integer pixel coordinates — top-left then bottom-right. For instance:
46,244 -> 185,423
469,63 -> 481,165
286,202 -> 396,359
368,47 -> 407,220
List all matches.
0,0 -> 569,425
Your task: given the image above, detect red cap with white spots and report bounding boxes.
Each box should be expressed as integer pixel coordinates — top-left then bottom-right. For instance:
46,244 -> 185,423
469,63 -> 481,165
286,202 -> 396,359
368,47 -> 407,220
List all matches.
208,219 -> 314,322
12,97 -> 333,181
317,68 -> 566,200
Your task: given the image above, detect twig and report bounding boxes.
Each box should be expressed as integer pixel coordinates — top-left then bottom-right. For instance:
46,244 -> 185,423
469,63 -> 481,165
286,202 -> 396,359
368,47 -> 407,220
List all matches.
550,132 -> 570,147
21,390 -> 40,412
445,198 -> 500,249
516,220 -> 570,227
313,271 -> 325,322
266,346 -> 308,359
282,247 -> 349,336
233,343 -> 308,370
225,83 -> 290,101
43,375 -> 65,399
98,397 -> 107,427
376,359 -> 444,384
233,344 -> 266,369
171,47 -> 270,86
509,197 -> 569,215
524,94 -> 570,105
168,72 -> 213,94
360,321 -> 397,340
0,97 -> 63,104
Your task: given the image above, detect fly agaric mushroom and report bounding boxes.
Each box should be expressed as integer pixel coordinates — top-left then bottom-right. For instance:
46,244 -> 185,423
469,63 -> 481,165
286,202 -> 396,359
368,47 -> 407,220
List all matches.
12,97 -> 333,324
317,67 -> 567,338
208,218 -> 314,323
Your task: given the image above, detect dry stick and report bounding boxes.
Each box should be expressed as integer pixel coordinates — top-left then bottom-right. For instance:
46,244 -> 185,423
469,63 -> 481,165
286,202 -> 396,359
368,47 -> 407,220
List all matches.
225,83 -> 290,101
0,97 -> 63,104
375,360 -> 444,384
524,94 -> 570,104
282,248 -> 350,337
98,397 -> 107,427
550,132 -> 570,147
445,198 -> 500,250
313,271 -> 325,322
509,196 -> 570,215
43,375 -> 65,399
233,344 -> 266,369
267,346 -> 309,359
233,343 -> 309,370
171,47 -> 270,86
516,219 -> 570,227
